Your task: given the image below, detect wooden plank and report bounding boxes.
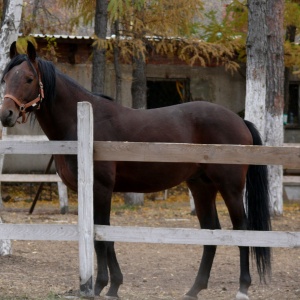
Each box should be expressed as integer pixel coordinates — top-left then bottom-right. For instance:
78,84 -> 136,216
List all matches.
2,135 -> 48,141
1,223 -> 299,249
283,176 -> 300,185
0,224 -> 78,241
0,217 -> 12,255
0,140 -> 77,155
0,140 -> 299,168
58,181 -> 68,214
0,174 -> 62,182
93,142 -> 300,168
95,225 -> 300,248
77,102 -> 94,296
283,143 -> 300,147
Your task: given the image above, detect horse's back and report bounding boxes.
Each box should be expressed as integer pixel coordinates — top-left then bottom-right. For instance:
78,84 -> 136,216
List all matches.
111,101 -> 252,146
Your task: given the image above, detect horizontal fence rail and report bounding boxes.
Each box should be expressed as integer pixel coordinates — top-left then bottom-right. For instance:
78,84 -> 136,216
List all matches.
94,141 -> 300,168
1,141 -> 299,167
0,140 -> 77,155
0,102 -> 299,297
0,174 -> 62,182
0,224 -> 299,248
0,224 -> 78,241
97,226 -> 300,248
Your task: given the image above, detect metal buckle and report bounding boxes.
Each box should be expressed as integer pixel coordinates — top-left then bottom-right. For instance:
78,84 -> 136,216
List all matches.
20,105 -> 26,112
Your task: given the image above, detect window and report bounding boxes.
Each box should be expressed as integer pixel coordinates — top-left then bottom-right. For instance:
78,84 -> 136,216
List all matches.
286,83 -> 299,126
146,78 -> 190,109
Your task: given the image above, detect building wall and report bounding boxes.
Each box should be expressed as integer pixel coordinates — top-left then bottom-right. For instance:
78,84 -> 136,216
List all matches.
57,61 -> 247,112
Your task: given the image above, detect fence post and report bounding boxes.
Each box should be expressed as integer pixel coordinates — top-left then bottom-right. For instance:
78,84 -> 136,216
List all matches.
58,180 -> 68,214
77,102 -> 94,297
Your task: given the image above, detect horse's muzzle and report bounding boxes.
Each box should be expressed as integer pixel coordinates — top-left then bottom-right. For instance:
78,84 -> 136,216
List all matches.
0,107 -> 17,127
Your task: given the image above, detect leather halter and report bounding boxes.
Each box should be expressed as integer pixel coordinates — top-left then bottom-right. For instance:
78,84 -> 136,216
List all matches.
4,76 -> 44,124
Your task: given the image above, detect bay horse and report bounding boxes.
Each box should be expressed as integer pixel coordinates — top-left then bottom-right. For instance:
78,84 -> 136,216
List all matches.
0,42 -> 271,300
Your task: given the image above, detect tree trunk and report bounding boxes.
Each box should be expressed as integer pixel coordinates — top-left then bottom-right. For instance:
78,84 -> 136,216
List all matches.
1,0 -> 9,26
92,0 -> 108,93
0,0 -> 23,77
245,0 -> 284,215
113,20 -> 122,104
131,52 -> 147,109
0,0 -> 23,256
123,48 -> 147,205
265,0 -> 285,215
245,0 -> 267,136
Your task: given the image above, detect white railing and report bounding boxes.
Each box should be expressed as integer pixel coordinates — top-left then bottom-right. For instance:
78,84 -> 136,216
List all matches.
0,102 -> 299,297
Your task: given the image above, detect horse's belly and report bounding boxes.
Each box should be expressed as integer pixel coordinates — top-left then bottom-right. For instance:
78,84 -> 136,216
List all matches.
54,155 -> 78,191
113,162 -> 198,193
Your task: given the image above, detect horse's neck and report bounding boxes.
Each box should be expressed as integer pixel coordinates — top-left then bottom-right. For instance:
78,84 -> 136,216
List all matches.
36,74 -> 89,141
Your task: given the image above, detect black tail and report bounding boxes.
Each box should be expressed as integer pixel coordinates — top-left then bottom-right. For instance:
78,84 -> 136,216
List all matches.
244,120 -> 271,283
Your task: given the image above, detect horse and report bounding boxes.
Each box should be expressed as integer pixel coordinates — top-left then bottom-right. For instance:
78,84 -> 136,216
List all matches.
0,42 -> 271,300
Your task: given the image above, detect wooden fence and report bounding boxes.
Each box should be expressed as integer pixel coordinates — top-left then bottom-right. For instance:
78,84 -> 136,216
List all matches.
0,102 -> 300,297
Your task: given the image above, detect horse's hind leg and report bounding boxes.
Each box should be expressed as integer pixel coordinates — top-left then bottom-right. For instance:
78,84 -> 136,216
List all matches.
216,169 -> 251,300
184,178 -> 220,299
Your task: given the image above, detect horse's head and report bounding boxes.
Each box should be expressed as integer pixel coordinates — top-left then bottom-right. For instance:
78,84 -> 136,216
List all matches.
0,42 -> 44,127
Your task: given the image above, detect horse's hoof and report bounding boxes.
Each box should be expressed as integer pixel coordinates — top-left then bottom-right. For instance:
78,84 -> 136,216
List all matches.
182,294 -> 198,300
105,296 -> 120,300
236,291 -> 249,300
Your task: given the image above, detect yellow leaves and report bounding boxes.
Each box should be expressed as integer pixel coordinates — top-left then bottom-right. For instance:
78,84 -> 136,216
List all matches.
180,40 -> 212,66
92,36 -> 110,51
284,41 -> 300,74
284,2 -> 300,28
16,36 -> 38,54
155,40 -> 177,56
223,60 -> 240,75
176,39 -> 240,70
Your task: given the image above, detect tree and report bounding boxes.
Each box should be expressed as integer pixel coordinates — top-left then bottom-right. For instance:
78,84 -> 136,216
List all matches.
244,1 -> 267,136
265,1 -> 285,214
245,0 -> 285,215
92,0 -> 108,93
113,19 -> 122,103
0,0 -> 23,255
22,0 -> 77,35
0,0 -> 23,77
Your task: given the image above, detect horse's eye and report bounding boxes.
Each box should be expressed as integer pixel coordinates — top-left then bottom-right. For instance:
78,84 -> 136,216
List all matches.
27,78 -> 33,83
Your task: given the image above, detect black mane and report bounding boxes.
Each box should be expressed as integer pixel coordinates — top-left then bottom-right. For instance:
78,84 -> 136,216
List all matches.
37,58 -> 56,105
2,54 -> 114,108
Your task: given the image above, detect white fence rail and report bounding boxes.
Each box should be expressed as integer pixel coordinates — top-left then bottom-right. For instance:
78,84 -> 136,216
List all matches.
0,130 -> 69,211
0,102 -> 299,297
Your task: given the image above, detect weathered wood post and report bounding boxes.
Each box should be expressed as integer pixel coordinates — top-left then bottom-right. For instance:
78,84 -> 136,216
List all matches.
77,102 -> 94,297
58,180 -> 68,214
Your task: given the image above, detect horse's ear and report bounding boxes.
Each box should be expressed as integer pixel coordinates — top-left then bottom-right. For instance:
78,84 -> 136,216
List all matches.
9,41 -> 19,59
27,41 -> 36,62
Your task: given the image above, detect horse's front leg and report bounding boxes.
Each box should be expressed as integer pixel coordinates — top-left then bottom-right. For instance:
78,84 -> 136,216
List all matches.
94,239 -> 109,295
106,241 -> 123,298
93,178 -> 123,298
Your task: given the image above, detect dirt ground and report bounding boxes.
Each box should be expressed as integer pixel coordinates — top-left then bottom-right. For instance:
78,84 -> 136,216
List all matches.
0,183 -> 299,300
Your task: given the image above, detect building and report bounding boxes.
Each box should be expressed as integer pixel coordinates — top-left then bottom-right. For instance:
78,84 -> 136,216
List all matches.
2,34 -> 297,173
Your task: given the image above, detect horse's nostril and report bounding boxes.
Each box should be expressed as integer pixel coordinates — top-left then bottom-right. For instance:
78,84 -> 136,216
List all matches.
0,109 -> 16,127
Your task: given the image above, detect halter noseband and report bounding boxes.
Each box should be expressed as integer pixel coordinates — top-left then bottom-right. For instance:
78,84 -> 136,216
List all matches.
4,77 -> 44,124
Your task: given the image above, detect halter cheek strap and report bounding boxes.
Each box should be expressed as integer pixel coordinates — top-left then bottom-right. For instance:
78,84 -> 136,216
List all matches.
4,80 -> 44,124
